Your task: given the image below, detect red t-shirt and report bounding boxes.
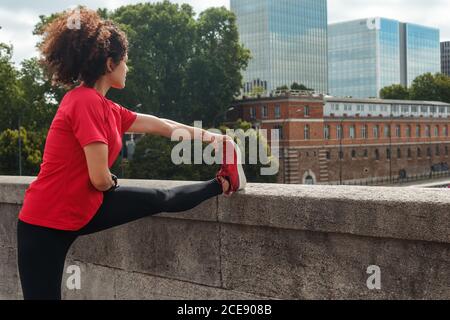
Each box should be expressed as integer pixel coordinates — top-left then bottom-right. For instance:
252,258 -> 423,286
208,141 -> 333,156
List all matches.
18,86 -> 138,231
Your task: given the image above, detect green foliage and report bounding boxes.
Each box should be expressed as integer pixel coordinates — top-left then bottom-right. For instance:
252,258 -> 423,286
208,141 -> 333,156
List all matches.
107,2 -> 250,127
276,83 -> 312,91
379,84 -> 410,100
248,86 -> 265,97
409,73 -> 450,103
379,73 -> 450,103
0,43 -> 22,131
0,127 -> 44,175
290,82 -> 312,91
125,118 -> 278,183
128,135 -> 218,181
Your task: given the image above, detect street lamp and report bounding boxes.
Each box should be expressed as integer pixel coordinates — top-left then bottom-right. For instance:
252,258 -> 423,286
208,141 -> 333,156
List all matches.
120,103 -> 142,178
213,107 -> 235,129
18,113 -> 22,176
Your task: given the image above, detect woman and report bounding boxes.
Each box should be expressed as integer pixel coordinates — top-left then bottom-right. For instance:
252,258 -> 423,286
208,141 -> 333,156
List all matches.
17,8 -> 246,300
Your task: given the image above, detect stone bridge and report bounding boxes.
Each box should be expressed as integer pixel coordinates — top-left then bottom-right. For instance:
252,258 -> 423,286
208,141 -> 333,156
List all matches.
0,176 -> 449,299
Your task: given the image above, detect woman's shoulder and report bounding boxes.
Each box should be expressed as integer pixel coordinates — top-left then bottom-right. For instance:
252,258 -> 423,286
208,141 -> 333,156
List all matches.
61,86 -> 106,111
68,86 -> 104,102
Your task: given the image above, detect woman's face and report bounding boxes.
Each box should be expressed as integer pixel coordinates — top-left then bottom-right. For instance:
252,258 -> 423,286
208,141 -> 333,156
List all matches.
108,54 -> 129,89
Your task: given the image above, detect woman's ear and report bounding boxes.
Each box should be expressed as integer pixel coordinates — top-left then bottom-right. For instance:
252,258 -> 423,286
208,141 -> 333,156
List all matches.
106,57 -> 116,73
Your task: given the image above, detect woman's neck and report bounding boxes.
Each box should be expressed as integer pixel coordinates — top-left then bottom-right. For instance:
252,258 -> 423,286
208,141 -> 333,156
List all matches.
91,78 -> 111,97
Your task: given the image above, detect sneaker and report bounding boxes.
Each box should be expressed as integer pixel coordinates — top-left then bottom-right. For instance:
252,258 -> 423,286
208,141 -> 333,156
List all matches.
216,138 -> 247,196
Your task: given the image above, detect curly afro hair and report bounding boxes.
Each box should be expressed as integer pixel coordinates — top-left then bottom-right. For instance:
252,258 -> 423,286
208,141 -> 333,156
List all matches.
39,7 -> 128,87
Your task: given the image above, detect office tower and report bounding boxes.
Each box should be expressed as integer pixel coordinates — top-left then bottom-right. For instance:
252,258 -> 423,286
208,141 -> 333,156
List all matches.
329,18 -> 440,98
231,0 -> 328,94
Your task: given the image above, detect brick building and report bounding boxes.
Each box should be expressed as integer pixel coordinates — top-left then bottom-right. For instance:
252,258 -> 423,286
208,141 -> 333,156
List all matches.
228,91 -> 450,185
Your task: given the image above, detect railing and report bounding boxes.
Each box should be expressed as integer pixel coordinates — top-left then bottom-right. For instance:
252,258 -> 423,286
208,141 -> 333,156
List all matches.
326,170 -> 450,187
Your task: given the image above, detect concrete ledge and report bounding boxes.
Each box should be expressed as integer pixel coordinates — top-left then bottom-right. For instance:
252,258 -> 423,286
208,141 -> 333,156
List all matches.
1,176 -> 449,299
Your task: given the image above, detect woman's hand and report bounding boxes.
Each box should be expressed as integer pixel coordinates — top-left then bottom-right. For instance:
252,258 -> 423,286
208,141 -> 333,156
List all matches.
202,131 -> 231,151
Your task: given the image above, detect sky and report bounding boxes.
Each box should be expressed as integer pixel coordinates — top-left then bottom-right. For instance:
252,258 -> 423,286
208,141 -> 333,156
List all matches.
0,0 -> 449,65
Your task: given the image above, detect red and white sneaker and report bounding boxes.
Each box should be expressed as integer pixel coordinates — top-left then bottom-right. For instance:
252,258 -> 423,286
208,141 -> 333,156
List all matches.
216,138 -> 247,196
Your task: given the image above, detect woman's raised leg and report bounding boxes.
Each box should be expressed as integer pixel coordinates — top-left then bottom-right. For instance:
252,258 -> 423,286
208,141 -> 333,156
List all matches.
77,178 -> 223,235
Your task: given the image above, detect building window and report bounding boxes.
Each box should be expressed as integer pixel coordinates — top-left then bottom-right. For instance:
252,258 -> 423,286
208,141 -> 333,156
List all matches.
444,126 -> 448,137
386,148 -> 391,160
411,106 -> 418,113
262,105 -> 268,118
344,104 -> 352,111
406,125 -> 411,138
349,125 -> 355,139
435,126 -> 439,137
392,105 -> 400,114
352,150 -> 357,158
416,125 -> 421,137
446,146 -> 449,156
417,148 -> 422,157
401,106 -> 410,113
372,125 -> 378,138
250,107 -> 256,119
275,105 -> 281,118
339,150 -> 344,160
396,125 -> 401,138
436,145 -> 440,156
326,151 -> 331,160
337,125 -> 342,139
363,149 -> 368,158
304,106 -> 310,117
408,148 -> 412,158
375,149 -> 380,160
384,125 -> 391,138
362,125 -> 368,139
324,125 -> 330,140
274,125 -> 283,140
304,125 -> 310,140
427,147 -> 432,157
397,148 -> 402,159
426,125 -> 431,137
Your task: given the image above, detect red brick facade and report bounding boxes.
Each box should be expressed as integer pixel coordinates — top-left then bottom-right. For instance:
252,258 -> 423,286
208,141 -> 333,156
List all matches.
228,94 -> 450,184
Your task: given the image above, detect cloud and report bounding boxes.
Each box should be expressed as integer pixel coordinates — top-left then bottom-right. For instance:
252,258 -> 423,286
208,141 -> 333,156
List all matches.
0,0 -> 449,65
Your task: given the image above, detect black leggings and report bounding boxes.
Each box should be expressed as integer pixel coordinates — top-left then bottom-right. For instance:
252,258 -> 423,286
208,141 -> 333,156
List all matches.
17,178 -> 222,300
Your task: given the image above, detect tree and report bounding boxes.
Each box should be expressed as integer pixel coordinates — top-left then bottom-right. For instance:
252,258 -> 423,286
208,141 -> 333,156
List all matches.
409,73 -> 450,103
185,7 -> 251,126
0,127 -> 43,176
107,2 -> 250,127
380,84 -> 410,100
127,134 -> 218,181
276,83 -> 312,91
34,3 -> 250,127
291,82 -> 312,91
0,43 -> 22,132
223,119 -> 279,183
248,86 -> 265,97
18,58 -> 61,132
127,118 -> 278,183
276,85 -> 289,91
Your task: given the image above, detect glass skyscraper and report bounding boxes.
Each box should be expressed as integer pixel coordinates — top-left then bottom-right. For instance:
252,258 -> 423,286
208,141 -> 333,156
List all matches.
441,41 -> 450,76
230,0 -> 328,94
329,18 -> 441,98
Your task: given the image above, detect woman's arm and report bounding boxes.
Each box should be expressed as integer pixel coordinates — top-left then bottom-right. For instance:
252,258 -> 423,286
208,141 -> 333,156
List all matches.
127,113 -> 225,143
